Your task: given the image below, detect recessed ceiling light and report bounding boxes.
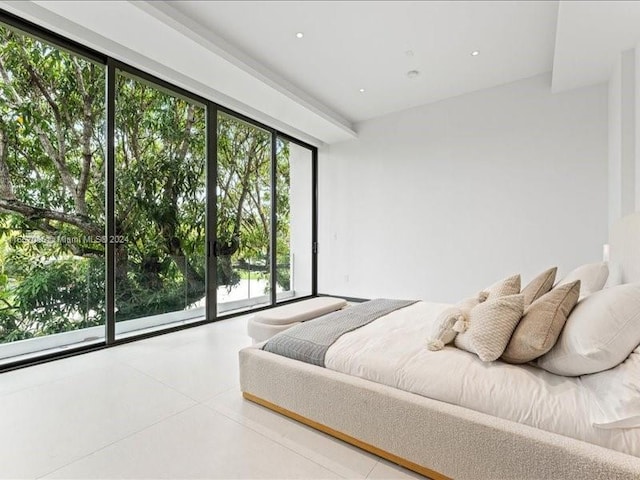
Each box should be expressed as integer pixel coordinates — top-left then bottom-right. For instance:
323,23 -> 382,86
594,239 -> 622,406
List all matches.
407,70 -> 420,79
295,32 -> 304,39
359,88 -> 365,93
471,50 -> 480,56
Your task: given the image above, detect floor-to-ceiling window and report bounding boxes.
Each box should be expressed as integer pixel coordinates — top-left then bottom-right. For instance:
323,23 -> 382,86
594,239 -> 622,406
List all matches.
216,113 -> 273,314
0,22 -> 106,361
0,12 -> 317,369
114,71 -> 206,337
276,137 -> 314,300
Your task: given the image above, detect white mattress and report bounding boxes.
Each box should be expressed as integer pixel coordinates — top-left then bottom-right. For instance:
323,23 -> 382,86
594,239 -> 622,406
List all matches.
325,301 -> 640,457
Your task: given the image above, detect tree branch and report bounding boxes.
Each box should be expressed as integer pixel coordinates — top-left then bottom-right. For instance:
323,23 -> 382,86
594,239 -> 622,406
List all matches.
0,199 -> 101,236
1,50 -> 78,199
22,60 -> 73,188
74,59 -> 94,216
22,56 -> 62,126
31,219 -> 104,257
175,104 -> 196,164
0,56 -> 24,106
0,122 -> 16,200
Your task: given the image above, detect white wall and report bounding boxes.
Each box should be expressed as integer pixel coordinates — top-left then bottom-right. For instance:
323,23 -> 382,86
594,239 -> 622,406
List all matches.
609,58 -> 623,226
288,143 -> 313,296
622,50 -> 637,216
637,44 -> 640,212
609,47 -> 640,225
318,74 -> 608,303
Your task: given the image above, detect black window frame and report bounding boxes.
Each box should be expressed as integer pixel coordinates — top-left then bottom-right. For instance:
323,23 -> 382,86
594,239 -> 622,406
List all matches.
0,8 -> 318,373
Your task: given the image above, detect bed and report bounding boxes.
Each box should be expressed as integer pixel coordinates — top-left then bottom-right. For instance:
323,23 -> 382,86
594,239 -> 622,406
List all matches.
239,213 -> 640,480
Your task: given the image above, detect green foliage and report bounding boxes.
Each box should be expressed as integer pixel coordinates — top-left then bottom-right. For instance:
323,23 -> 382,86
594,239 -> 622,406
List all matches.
0,22 -> 295,344
276,139 -> 292,291
113,73 -> 207,320
0,24 -> 108,342
12,255 -> 104,335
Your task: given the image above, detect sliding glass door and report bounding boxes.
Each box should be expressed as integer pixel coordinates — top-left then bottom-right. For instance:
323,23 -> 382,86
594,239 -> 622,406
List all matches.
0,22 -> 106,360
214,117 -> 315,315
114,71 -> 207,338
216,113 -> 272,314
0,11 -> 317,367
276,138 -> 313,300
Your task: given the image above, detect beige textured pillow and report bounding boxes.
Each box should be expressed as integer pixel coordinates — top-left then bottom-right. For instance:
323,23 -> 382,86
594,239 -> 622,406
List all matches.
454,294 -> 524,362
521,267 -> 557,307
486,274 -> 521,300
431,292 -> 489,353
457,291 -> 488,315
501,281 -> 580,364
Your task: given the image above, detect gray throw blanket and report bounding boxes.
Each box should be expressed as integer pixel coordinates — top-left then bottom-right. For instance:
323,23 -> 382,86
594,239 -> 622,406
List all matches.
262,298 -> 417,367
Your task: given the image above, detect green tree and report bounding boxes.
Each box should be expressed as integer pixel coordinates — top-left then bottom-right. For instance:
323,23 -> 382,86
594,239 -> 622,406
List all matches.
113,74 -> 207,319
0,24 -> 292,343
0,25 -> 105,341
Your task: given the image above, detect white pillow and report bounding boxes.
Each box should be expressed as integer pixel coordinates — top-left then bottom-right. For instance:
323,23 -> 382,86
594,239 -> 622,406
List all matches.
557,262 -> 608,298
581,346 -> 640,429
537,283 -> 640,376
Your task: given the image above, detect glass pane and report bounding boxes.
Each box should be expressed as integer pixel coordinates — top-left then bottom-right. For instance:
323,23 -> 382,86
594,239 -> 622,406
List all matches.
0,24 -> 105,362
217,113 -> 272,314
276,139 -> 313,300
114,71 -> 206,337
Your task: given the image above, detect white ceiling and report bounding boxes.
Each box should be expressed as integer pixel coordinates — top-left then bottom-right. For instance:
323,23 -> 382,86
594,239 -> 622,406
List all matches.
3,1 -> 640,144
0,0 -> 357,145
552,1 -> 640,92
169,1 -> 559,123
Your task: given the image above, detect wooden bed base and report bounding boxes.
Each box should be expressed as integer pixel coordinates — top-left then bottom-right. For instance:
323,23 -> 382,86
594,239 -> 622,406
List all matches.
242,391 -> 450,480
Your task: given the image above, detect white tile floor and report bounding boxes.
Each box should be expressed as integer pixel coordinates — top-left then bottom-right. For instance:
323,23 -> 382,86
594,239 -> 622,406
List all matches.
0,315 -> 425,479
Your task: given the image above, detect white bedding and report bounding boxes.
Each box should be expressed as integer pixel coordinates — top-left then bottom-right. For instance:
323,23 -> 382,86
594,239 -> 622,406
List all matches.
324,301 -> 640,457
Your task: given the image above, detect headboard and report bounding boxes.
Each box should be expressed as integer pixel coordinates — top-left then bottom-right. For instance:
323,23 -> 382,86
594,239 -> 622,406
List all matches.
609,211 -> 640,285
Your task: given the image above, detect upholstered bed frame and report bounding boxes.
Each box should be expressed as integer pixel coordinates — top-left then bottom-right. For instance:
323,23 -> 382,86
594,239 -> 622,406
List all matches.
239,213 -> 640,480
